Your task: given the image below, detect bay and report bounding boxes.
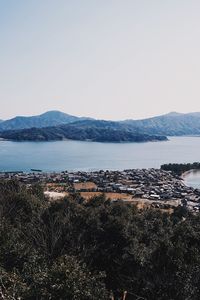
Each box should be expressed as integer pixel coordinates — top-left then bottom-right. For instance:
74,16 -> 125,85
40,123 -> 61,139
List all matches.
0,136 -> 200,172
183,170 -> 200,189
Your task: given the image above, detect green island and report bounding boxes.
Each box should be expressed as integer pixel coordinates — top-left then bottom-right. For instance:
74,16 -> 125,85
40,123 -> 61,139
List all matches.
0,120 -> 167,143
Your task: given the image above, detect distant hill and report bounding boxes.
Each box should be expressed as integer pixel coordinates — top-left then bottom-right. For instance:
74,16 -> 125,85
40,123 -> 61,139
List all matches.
0,119 -> 167,143
3,110 -> 200,136
123,112 -> 200,136
0,111 -> 91,131
2,110 -> 200,142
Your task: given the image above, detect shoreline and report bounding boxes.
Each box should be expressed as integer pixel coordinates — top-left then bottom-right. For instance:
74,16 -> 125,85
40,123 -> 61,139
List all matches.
182,168 -> 200,178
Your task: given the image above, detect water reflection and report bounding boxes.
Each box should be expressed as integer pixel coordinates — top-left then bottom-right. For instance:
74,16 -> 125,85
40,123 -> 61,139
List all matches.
183,170 -> 200,189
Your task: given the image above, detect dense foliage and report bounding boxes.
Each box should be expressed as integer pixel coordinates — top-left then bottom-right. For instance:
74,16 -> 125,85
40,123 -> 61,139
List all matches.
0,120 -> 167,142
161,162 -> 200,175
1,180 -> 200,299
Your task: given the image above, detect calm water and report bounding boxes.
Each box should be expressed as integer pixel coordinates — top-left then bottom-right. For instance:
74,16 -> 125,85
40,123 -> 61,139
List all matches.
0,136 -> 200,173
183,170 -> 200,189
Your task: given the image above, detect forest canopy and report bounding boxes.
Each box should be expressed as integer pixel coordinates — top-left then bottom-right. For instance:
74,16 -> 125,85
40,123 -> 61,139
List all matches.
0,180 -> 200,299
161,162 -> 200,175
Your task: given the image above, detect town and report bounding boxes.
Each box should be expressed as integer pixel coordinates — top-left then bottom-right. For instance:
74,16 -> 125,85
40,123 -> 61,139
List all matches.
1,168 -> 199,213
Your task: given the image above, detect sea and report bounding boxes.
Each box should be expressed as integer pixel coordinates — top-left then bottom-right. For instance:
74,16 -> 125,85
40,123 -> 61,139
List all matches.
0,136 -> 200,182
183,170 -> 200,189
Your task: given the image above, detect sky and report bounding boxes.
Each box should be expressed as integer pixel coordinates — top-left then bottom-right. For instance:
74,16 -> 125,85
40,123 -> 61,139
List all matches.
1,0 -> 200,120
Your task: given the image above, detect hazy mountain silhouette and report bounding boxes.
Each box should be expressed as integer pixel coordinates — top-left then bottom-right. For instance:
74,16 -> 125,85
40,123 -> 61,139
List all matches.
0,111 -> 91,131
123,112 -> 200,135
1,111 -> 200,142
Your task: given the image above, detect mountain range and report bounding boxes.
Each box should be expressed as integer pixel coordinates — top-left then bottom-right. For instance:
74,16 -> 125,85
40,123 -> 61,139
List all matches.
1,110 -> 200,142
122,112 -> 200,136
0,111 -> 91,131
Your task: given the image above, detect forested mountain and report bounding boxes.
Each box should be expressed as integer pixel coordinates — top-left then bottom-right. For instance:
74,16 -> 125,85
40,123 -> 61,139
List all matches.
0,111 -> 91,131
2,111 -> 200,142
123,112 -> 200,135
0,119 -> 167,142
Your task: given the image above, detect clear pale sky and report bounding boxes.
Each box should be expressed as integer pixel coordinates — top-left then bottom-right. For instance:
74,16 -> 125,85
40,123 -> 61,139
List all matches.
1,0 -> 200,120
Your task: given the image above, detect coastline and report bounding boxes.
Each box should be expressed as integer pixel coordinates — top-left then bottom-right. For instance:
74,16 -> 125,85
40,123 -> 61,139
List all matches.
182,168 -> 200,178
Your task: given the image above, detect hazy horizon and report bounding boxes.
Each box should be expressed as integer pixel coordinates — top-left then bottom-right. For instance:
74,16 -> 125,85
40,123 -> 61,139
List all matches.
1,1 -> 200,120
2,109 -> 200,122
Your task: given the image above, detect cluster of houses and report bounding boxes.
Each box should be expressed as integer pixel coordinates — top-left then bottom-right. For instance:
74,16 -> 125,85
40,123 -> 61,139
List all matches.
0,168 -> 200,212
